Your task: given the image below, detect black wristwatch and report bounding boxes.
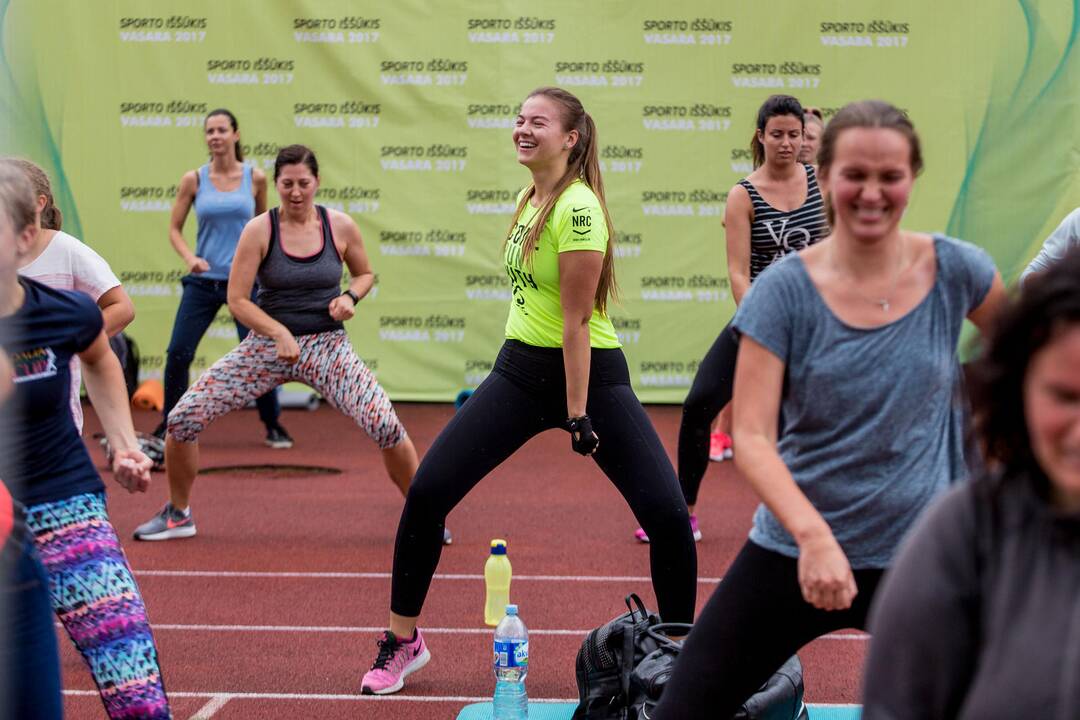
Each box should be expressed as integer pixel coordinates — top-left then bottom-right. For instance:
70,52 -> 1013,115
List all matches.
342,289 -> 360,304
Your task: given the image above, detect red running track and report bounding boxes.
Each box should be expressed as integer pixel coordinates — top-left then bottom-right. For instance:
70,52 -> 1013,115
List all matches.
64,403 -> 867,719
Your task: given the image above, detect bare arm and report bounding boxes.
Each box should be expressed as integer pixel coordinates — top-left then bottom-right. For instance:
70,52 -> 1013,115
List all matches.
79,331 -> 151,492
253,167 -> 268,216
559,250 -> 604,421
225,215 -> 298,362
168,171 -> 207,273
966,272 -> 1006,336
733,335 -> 857,610
327,211 -> 375,322
724,184 -> 753,305
96,285 -> 135,337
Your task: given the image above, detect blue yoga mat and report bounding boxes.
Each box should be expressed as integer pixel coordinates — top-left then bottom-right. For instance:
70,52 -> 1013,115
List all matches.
456,702 -> 862,719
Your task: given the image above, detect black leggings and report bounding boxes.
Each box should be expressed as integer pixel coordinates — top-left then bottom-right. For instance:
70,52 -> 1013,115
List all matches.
390,340 -> 698,624
652,541 -> 884,718
677,321 -> 739,505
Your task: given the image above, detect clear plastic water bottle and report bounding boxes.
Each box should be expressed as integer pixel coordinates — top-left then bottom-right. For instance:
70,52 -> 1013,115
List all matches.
484,539 -> 511,626
493,604 -> 528,719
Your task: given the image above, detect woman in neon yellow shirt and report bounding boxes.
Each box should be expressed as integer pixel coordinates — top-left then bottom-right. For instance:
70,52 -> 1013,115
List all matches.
360,86 -> 697,696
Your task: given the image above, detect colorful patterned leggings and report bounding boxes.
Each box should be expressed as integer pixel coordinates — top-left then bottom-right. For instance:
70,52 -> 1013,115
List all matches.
168,329 -> 405,448
26,492 -> 171,720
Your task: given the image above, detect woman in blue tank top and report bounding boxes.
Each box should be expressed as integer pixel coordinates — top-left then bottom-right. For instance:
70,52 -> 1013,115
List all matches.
133,145 -> 438,546
157,109 -> 291,448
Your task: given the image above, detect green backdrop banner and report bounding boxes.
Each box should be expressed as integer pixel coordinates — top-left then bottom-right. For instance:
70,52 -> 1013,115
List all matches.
2,1 -> 1078,401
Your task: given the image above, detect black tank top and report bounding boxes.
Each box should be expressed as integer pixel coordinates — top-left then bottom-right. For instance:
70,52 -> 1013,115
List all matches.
739,164 -> 829,282
256,205 -> 345,336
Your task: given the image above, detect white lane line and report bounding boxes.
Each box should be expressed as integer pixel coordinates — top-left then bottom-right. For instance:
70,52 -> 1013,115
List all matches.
63,689 -> 575,703
133,569 -> 724,583
188,694 -> 230,719
106,622 -> 867,640
64,690 -> 862,708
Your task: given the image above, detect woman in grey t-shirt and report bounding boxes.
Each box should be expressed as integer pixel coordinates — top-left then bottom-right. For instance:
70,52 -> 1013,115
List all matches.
653,100 -> 1006,717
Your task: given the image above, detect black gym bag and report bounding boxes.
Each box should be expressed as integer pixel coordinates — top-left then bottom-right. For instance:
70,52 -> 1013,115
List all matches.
572,594 -> 808,720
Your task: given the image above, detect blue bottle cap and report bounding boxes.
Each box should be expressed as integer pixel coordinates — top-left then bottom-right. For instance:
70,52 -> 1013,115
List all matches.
505,604 -> 518,615
490,539 -> 507,555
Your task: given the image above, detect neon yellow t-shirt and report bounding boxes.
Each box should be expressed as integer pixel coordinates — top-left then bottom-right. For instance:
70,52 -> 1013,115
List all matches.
503,180 -> 621,348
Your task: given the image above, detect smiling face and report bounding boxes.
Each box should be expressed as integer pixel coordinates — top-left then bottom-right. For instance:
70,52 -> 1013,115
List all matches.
204,113 -> 239,158
512,95 -> 577,171
757,114 -> 804,167
1024,324 -> 1080,509
819,127 -> 915,242
275,163 -> 319,212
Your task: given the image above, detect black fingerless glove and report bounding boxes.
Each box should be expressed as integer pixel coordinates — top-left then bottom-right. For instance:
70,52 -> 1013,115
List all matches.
565,414 -> 599,456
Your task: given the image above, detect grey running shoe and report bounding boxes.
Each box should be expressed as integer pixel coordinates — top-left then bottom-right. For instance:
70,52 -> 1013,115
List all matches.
443,527 -> 453,545
265,424 -> 294,449
133,503 -> 196,541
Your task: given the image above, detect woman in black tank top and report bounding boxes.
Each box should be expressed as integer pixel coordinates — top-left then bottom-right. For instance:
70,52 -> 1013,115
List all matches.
133,145 -> 443,546
635,95 -> 828,543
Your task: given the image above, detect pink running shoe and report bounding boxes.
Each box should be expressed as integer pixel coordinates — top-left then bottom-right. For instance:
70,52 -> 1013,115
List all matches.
360,629 -> 431,695
635,515 -> 703,543
709,431 -> 734,462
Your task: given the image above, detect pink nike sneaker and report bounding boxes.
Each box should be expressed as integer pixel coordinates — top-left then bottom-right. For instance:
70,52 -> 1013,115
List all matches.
360,629 -> 431,695
709,431 -> 734,462
635,515 -> 703,543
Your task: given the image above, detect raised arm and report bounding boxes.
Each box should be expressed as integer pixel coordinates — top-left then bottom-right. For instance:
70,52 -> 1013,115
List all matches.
168,171 -> 208,273
79,331 -> 151,492
327,211 -> 375,322
226,215 -> 298,362
724,184 -> 753,305
732,335 -> 857,610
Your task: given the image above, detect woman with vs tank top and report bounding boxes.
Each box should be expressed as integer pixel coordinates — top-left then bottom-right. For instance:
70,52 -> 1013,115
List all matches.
133,145 -> 429,543
155,109 -> 291,449
636,95 -> 828,543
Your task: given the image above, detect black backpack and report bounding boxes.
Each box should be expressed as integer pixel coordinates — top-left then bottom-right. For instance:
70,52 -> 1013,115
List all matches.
573,594 -> 808,720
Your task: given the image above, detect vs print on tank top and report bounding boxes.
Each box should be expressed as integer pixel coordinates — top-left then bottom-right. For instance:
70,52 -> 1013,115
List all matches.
740,164 -> 829,282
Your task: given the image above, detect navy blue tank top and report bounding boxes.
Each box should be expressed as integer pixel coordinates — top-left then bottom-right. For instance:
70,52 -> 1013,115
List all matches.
256,206 -> 345,336
739,164 -> 829,282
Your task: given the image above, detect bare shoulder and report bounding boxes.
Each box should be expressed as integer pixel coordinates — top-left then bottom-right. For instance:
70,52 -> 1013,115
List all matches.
242,211 -> 272,241
252,166 -> 267,187
727,182 -> 751,206
178,170 -> 199,192
326,207 -> 361,240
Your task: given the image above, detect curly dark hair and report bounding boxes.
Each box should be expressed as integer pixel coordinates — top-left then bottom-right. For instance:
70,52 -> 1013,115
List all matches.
967,247 -> 1080,479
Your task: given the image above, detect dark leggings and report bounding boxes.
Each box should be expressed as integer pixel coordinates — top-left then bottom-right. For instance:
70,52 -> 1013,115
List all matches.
390,340 -> 698,624
677,321 -> 739,505
163,275 -> 278,428
653,541 -> 884,718
0,537 -> 62,720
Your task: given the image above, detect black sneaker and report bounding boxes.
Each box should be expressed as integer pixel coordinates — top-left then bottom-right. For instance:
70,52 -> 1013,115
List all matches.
265,424 -> 294,449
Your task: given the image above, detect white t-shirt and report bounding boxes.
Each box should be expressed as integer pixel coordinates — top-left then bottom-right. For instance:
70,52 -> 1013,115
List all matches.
1021,207 -> 1080,285
18,230 -> 120,432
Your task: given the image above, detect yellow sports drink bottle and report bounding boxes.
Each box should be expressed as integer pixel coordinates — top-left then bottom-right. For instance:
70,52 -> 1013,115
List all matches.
484,539 -> 512,626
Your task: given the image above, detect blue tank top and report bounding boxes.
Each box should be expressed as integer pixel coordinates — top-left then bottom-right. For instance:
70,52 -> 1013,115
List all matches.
194,163 -> 254,280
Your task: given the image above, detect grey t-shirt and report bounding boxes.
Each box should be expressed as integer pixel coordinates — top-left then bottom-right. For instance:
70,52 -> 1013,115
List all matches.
732,235 -> 995,568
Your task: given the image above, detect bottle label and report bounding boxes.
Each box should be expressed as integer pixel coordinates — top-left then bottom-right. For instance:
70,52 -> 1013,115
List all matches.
494,640 -> 529,668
